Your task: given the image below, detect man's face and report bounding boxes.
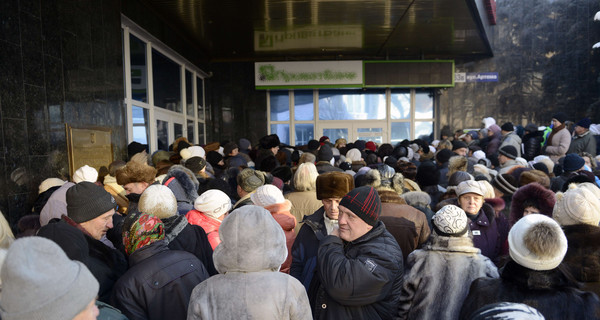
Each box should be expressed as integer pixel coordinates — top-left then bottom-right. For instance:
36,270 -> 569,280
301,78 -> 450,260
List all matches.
498,154 -> 508,165
455,147 -> 468,157
338,205 -> 373,242
123,182 -> 148,195
322,198 -> 341,220
458,193 -> 484,216
575,125 -> 586,135
463,135 -> 473,143
80,209 -> 115,240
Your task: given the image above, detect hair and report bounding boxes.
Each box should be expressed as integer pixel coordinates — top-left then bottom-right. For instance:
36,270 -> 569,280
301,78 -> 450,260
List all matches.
293,162 -> 319,192
298,152 -> 316,164
522,198 -> 539,211
580,152 -> 596,170
0,211 -> 14,249
437,140 -> 453,151
334,138 -> 347,149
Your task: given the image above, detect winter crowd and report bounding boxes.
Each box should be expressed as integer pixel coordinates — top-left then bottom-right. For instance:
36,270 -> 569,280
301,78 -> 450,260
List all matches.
1,112 -> 600,319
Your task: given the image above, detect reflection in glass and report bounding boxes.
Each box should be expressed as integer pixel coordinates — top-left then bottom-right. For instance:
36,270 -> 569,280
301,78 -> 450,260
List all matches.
415,91 -> 434,119
174,123 -> 183,141
318,89 -> 386,120
198,122 -> 205,144
270,124 -> 290,145
295,124 -> 314,146
186,70 -> 194,116
391,122 -> 410,145
391,89 -> 410,119
270,91 -> 290,121
152,49 -> 181,112
130,35 -> 148,103
187,120 -> 195,144
357,136 -> 383,144
157,119 -> 169,151
323,128 -> 349,142
294,90 -> 314,121
415,121 -> 433,140
132,106 -> 149,145
357,128 -> 382,133
197,77 -> 204,121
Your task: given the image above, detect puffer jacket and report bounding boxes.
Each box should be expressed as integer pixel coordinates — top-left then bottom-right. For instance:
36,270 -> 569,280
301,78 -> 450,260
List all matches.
187,205 -> 311,320
562,224 -> 600,297
522,131 -> 544,161
314,221 -> 404,320
111,241 -> 209,320
185,210 -> 222,250
264,201 -> 297,274
397,234 -> 499,320
163,165 -> 199,215
459,261 -> 600,320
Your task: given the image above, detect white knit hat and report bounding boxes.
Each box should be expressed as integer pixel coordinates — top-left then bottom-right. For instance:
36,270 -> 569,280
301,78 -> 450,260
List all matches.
72,165 -> 98,183
346,148 -> 362,162
38,178 -> 66,194
138,185 -> 177,219
180,146 -> 206,160
432,205 -> 469,237
194,190 -> 232,219
552,182 -> 600,226
456,180 -> 484,197
473,150 -> 486,161
509,214 -> 568,271
251,184 -> 285,207
533,155 -> 554,174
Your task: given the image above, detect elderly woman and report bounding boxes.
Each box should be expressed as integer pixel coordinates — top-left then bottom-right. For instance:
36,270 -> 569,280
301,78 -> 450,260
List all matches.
285,162 -> 322,233
544,112 -> 571,163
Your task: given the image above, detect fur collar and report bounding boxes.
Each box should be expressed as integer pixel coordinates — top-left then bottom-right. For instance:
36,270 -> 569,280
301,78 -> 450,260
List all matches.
501,260 -> 580,290
164,165 -> 199,202
161,214 -> 189,244
424,233 -> 480,254
510,183 -> 555,226
562,224 -> 600,248
378,189 -> 406,204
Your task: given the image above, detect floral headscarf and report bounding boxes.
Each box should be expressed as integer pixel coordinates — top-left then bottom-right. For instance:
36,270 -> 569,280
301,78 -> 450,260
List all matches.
123,213 -> 164,255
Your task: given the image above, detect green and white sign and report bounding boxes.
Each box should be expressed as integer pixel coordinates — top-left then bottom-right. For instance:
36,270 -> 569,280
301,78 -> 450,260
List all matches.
255,61 -> 363,89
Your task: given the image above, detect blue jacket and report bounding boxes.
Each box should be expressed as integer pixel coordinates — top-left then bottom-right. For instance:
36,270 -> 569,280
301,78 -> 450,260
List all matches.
290,207 -> 327,292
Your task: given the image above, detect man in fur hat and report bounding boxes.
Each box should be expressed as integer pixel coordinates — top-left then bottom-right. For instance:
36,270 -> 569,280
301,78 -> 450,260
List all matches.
116,160 -> 157,213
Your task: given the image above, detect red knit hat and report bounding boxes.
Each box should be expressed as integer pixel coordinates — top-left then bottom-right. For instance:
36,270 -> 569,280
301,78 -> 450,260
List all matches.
340,186 -> 381,226
365,141 -> 377,152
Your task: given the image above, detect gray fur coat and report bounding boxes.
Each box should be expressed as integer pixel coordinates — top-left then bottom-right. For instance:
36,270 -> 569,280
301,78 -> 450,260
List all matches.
397,233 -> 499,320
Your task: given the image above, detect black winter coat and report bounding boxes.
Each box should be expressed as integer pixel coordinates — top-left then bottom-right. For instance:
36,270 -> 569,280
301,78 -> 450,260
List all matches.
290,207 -> 327,292
37,219 -> 128,304
314,221 -> 404,320
111,241 -> 209,320
459,261 -> 600,320
522,131 -> 544,161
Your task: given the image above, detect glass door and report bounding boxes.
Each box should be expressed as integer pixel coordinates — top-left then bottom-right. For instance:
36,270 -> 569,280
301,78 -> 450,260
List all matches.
155,108 -> 186,151
316,121 -> 387,143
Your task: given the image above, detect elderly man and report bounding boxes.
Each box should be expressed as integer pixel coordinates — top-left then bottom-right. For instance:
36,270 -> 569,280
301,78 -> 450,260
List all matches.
37,181 -> 128,304
499,122 -> 522,158
568,117 -> 596,155
313,186 -> 404,320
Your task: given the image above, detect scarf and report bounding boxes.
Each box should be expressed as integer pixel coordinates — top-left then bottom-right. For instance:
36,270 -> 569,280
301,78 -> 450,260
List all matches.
324,215 -> 338,235
122,213 -> 164,255
547,123 -> 565,146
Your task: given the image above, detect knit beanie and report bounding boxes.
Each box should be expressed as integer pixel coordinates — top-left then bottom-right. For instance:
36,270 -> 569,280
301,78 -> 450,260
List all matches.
184,156 -> 207,173
339,186 -> 381,226
492,173 -> 518,195
354,140 -> 367,151
508,214 -> 567,271
452,140 -> 468,151
498,145 -> 518,160
122,213 -> 164,255
316,172 -> 355,199
0,237 -> 99,320
562,153 -> 585,172
223,142 -> 239,156
317,144 -> 334,162
66,181 -> 116,223
251,184 -> 285,207
206,151 -> 224,167
415,161 -> 440,187
238,138 -> 251,151
472,150 -> 486,161
500,122 -> 514,132
436,148 -> 453,164
307,140 -> 320,151
553,182 -> 600,226
72,165 -> 98,183
552,112 -> 567,124
456,180 -> 485,197
576,117 -> 592,129
432,205 -> 469,237
365,141 -> 377,152
346,148 -> 362,162
194,189 -> 232,219
38,177 -> 66,194
237,168 -> 266,192
180,146 -> 206,161
138,184 -> 177,219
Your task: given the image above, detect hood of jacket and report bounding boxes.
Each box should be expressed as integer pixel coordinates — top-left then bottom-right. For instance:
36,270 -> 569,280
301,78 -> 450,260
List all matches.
214,205 -> 287,273
264,200 -> 296,232
164,165 -> 199,203
510,182 -> 555,226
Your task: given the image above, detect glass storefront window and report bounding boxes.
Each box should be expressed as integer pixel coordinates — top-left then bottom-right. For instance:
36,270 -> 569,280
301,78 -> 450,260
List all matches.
318,89 -> 386,120
174,123 -> 183,140
295,124 -> 314,146
198,122 -> 205,145
271,124 -> 290,145
415,121 -> 433,140
132,106 -> 149,144
294,90 -> 314,121
157,119 -> 169,151
152,49 -> 182,112
130,35 -> 148,103
323,128 -> 349,142
197,77 -> 204,121
186,70 -> 194,116
187,120 -> 195,144
415,91 -> 433,119
391,122 -> 410,145
390,89 -> 410,119
270,91 -> 289,121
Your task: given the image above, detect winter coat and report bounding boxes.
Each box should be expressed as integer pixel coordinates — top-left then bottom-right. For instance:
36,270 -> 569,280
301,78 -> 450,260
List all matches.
111,241 -> 209,320
186,210 -> 222,250
421,185 -> 444,210
264,201 -> 297,273
397,234 -> 499,320
314,221 -> 404,320
459,261 -> 600,320
285,190 -> 323,233
562,224 -> 600,296
438,162 -> 450,189
498,159 -> 520,174
486,128 -> 502,157
443,198 -> 509,262
162,214 -> 218,276
315,161 -> 343,174
163,165 -> 199,215
522,131 -> 544,161
568,130 -> 597,155
545,127 -> 571,163
187,205 -> 312,320
233,192 -> 253,210
290,207 -> 327,293
509,183 -> 555,226
39,182 -> 75,226
378,189 -> 430,262
500,131 -> 522,157
37,218 -> 128,304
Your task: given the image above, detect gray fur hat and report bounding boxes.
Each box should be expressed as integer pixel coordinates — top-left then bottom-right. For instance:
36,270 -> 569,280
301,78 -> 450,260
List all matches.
364,165 -> 404,194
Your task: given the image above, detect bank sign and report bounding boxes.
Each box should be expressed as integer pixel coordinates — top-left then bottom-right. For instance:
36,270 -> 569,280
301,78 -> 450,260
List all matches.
255,61 -> 363,88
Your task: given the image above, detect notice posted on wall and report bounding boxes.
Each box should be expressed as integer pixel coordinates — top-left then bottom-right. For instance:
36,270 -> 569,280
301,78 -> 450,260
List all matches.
455,72 -> 499,83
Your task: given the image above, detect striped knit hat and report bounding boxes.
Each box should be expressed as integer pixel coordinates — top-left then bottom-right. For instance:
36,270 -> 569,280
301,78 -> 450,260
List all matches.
339,186 -> 381,226
492,173 -> 518,195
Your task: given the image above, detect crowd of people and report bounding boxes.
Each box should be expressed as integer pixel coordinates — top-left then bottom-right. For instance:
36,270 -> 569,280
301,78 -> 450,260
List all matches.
1,113 -> 600,319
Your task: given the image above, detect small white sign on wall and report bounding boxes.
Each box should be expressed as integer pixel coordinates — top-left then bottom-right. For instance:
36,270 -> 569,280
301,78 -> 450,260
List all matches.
255,61 -> 363,88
